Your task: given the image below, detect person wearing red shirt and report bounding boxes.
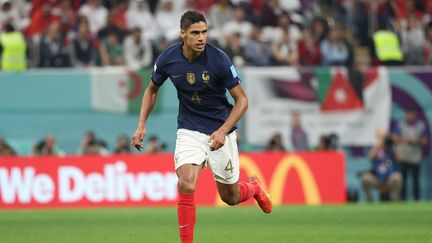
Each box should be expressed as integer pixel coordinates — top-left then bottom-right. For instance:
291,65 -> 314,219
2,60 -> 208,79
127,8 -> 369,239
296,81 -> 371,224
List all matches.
298,27 -> 321,66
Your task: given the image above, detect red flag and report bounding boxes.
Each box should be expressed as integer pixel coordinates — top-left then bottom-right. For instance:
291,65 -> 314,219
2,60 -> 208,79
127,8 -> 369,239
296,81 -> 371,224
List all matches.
321,70 -> 364,111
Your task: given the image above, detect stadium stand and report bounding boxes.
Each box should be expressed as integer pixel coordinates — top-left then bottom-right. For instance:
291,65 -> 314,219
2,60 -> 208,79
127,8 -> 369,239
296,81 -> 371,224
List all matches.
0,0 -> 431,202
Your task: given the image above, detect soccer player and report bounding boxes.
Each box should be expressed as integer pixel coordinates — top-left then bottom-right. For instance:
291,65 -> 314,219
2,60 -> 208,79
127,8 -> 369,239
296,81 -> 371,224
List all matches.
131,10 -> 272,243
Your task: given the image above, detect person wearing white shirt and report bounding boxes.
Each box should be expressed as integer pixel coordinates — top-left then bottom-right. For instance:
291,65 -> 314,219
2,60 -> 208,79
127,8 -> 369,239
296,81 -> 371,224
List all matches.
155,0 -> 182,43
221,6 -> 252,45
78,0 -> 108,35
124,27 -> 153,71
126,0 -> 160,43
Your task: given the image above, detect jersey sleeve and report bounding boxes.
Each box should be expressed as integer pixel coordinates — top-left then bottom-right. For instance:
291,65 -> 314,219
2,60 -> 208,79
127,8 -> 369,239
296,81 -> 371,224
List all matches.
218,51 -> 241,89
151,54 -> 168,86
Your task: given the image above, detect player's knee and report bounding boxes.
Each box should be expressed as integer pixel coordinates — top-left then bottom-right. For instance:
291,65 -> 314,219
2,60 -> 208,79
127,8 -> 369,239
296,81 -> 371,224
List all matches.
177,177 -> 196,194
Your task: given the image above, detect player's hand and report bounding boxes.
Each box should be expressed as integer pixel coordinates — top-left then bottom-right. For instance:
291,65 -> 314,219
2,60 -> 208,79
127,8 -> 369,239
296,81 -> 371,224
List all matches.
131,126 -> 147,151
209,129 -> 227,151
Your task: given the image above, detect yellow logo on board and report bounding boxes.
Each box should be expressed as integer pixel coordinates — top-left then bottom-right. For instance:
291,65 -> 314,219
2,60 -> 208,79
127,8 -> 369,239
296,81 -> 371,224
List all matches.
215,154 -> 322,206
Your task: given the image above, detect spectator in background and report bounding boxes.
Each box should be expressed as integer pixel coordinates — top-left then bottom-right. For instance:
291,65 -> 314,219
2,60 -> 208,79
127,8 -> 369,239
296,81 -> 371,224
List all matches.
24,2 -> 60,38
393,107 -> 428,201
223,32 -> 246,67
70,21 -> 95,67
370,23 -> 404,66
353,0 -> 371,46
124,27 -> 153,71
0,137 -> 16,156
113,134 -> 130,154
57,0 -> 77,37
83,139 -> 107,155
265,133 -> 286,152
221,6 -> 253,45
317,133 -> 339,151
272,29 -> 299,66
153,35 -> 170,59
261,0 -> 281,27
243,24 -> 273,66
401,15 -> 425,65
361,130 -> 402,202
290,111 -> 308,151
0,21 -> 27,72
311,17 -> 328,44
126,0 -> 160,43
279,0 -> 301,14
145,135 -> 163,153
98,31 -> 125,66
97,12 -> 128,44
424,0 -> 432,25
0,1 -> 27,33
78,131 -> 96,154
78,131 -> 109,155
191,0 -> 218,13
274,12 -> 302,43
320,25 -> 352,66
298,27 -> 321,65
401,0 -> 423,20
208,0 -> 234,42
78,0 -> 108,35
39,21 -> 71,67
261,12 -> 302,44
424,21 -> 432,64
110,0 -> 128,32
155,0 -> 181,43
317,134 -> 328,150
32,134 -> 65,156
66,15 -> 89,42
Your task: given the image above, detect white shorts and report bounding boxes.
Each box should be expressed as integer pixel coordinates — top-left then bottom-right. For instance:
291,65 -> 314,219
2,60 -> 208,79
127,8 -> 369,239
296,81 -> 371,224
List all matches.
174,128 -> 240,184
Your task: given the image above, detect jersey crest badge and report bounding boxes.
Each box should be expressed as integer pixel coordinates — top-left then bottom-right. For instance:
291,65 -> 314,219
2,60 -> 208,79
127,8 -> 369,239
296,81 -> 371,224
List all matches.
202,71 -> 210,83
187,73 -> 196,85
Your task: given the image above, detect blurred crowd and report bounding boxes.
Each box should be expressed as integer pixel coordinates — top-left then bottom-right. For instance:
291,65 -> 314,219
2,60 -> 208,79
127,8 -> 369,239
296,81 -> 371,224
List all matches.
1,0 -> 431,201
2,0 -> 432,72
0,131 -> 167,156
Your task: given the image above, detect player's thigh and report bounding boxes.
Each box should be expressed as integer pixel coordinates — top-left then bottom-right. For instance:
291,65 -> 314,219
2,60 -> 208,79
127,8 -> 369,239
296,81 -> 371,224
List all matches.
207,131 -> 240,184
174,129 -> 207,170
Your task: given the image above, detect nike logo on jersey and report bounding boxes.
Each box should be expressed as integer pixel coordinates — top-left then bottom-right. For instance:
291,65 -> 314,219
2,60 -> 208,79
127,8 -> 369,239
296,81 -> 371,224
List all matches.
171,74 -> 183,79
180,224 -> 189,229
226,175 -> 234,181
214,174 -> 234,182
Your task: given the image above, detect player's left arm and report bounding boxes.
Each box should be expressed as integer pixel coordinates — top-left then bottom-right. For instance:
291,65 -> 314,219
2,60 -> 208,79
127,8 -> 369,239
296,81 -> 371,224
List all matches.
209,84 -> 248,151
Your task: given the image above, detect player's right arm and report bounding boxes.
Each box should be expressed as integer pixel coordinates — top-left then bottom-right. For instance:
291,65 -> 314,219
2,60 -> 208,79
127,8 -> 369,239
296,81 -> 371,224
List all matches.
131,81 -> 161,151
131,49 -> 169,151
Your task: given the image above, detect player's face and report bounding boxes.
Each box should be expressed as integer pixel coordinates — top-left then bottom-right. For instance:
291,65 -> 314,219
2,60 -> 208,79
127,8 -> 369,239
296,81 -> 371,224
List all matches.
181,21 -> 208,53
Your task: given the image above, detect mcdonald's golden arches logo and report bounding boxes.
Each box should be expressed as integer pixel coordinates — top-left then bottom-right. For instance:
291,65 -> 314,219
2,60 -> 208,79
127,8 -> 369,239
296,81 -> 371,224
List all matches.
216,154 -> 322,206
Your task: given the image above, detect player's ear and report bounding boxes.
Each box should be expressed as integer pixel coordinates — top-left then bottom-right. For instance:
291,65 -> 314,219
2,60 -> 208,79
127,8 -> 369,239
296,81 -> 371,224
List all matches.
180,30 -> 185,39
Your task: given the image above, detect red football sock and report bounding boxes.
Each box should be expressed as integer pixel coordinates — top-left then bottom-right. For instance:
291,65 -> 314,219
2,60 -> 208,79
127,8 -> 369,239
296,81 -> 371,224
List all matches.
178,193 -> 196,243
238,181 -> 257,203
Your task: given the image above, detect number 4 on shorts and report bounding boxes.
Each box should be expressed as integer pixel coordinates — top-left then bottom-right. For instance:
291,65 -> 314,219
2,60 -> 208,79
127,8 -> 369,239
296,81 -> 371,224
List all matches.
224,159 -> 233,173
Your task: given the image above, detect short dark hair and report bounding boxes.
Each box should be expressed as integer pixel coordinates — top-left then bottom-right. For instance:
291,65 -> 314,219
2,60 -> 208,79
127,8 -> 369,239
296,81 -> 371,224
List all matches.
180,10 -> 206,30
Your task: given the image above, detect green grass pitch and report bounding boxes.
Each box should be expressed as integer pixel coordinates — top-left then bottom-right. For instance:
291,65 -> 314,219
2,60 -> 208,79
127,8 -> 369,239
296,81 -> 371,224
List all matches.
0,203 -> 431,243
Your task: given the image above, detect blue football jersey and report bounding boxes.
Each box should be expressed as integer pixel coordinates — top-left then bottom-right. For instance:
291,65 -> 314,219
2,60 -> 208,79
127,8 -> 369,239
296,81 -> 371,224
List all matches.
151,42 -> 241,135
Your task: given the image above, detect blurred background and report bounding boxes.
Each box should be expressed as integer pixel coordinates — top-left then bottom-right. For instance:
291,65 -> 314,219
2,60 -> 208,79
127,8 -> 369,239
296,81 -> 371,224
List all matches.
0,0 -> 431,206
